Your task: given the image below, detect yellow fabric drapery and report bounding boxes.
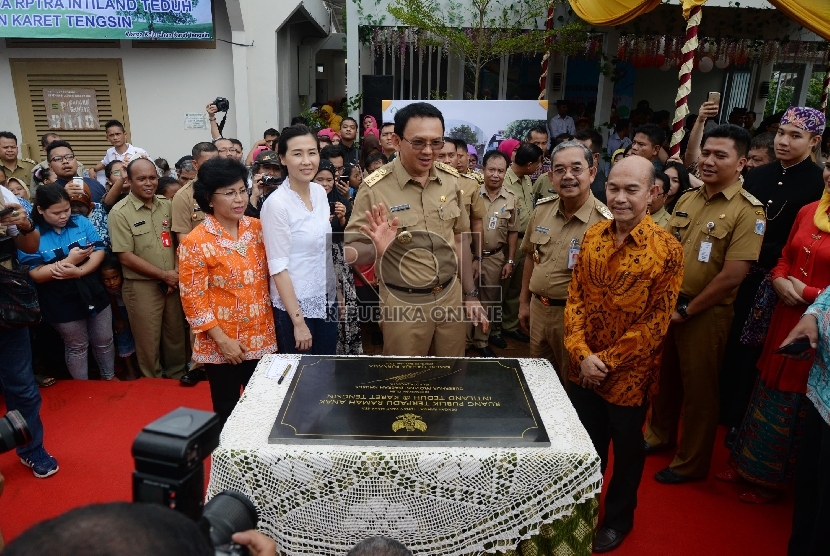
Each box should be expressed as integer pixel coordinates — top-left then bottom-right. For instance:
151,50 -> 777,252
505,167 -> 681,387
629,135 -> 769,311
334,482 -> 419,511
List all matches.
768,0 -> 830,41
568,0 -> 829,39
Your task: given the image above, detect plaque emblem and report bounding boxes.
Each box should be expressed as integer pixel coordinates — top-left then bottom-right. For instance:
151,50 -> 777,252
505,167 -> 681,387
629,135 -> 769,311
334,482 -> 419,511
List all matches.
392,413 -> 427,433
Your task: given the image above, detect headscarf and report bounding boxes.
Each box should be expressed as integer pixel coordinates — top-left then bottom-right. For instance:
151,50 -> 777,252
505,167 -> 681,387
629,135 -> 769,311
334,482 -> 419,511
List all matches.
498,139 -> 521,161
5,177 -> 30,200
321,105 -> 342,132
363,115 -> 379,138
68,183 -> 93,213
611,148 -> 626,165
360,134 -> 381,169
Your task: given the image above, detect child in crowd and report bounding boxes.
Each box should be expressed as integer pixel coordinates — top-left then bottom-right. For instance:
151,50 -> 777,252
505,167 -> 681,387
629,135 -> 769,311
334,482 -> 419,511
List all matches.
99,255 -> 139,379
156,176 -> 182,200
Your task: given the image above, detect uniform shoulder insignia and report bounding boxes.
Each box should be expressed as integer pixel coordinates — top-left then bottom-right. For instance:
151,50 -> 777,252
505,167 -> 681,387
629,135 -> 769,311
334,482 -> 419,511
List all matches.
536,195 -> 558,205
596,204 -> 613,219
21,158 -> 36,165
363,166 -> 390,188
463,171 -> 484,184
740,190 -> 764,206
435,161 -> 459,177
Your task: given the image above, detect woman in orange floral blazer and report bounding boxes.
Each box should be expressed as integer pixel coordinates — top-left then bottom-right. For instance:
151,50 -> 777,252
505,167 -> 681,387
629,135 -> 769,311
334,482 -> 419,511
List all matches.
178,158 -> 277,424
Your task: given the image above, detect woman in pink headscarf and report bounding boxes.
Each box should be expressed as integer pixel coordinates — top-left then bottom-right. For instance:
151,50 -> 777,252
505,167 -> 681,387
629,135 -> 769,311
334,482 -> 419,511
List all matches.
498,138 -> 521,162
362,114 -> 379,138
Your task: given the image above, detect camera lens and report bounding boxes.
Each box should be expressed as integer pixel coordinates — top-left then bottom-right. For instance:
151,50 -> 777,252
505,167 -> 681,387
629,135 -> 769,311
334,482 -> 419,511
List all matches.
201,490 -> 259,547
0,410 -> 33,454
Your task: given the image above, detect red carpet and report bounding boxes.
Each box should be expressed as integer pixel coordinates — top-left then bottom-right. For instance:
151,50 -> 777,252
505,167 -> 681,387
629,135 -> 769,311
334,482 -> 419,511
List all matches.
1,379 -> 792,554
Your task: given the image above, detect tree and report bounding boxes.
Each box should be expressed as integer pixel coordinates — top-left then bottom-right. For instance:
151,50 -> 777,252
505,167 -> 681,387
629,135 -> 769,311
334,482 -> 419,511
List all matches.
387,0 -> 585,99
765,72 -> 826,117
449,124 -> 479,144
503,119 -> 546,141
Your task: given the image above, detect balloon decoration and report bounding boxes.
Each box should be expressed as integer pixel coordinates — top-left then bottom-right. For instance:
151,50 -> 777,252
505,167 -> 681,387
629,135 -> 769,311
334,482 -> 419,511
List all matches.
715,56 -> 730,69
698,56 -> 714,72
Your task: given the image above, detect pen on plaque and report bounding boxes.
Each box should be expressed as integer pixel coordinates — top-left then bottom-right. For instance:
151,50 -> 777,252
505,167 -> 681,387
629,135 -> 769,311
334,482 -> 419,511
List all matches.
277,364 -> 292,385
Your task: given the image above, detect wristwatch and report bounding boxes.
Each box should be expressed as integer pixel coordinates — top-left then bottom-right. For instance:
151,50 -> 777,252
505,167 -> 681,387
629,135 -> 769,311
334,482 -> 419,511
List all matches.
676,303 -> 689,319
464,287 -> 479,298
18,216 -> 36,235
472,255 -> 482,262
507,259 -> 515,265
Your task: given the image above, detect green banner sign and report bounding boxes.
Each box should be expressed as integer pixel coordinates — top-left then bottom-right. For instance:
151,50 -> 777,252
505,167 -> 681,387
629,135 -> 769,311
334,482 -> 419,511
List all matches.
0,0 -> 213,40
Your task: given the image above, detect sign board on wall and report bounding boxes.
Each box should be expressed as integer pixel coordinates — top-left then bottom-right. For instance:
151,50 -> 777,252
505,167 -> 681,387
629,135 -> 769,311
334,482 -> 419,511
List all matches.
44,88 -> 100,130
0,0 -> 214,40
381,100 -> 549,159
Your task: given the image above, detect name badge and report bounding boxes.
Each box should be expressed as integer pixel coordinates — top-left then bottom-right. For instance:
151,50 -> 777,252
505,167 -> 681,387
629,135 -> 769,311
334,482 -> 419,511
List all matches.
568,239 -> 580,269
488,213 -> 498,230
535,226 -> 550,234
390,204 -> 410,213
698,241 -> 712,263
133,220 -> 146,227
676,212 -> 689,218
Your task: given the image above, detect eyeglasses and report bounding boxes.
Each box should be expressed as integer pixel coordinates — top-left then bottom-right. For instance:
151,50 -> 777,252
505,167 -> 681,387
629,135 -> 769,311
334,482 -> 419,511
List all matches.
551,165 -> 585,177
402,137 -> 445,151
49,154 -> 76,163
214,189 -> 249,200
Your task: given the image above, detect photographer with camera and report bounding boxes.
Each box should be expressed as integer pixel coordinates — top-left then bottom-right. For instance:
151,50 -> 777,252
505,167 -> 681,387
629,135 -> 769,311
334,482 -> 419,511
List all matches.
245,150 -> 282,219
0,184 -> 60,479
3,501 -> 278,556
207,97 -> 231,141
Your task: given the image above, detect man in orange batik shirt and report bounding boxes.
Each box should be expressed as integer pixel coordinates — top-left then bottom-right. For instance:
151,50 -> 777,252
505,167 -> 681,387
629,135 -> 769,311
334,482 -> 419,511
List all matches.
564,156 -> 684,553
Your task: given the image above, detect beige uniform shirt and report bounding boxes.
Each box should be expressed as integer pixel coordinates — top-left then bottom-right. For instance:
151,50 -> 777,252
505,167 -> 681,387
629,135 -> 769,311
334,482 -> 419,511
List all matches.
171,180 -> 204,235
346,158 -> 470,289
668,182 -> 764,305
109,192 -> 177,280
532,172 -> 556,204
1,158 -> 35,185
459,173 -> 487,221
480,186 -> 519,250
520,193 -> 612,300
504,167 -> 534,236
651,206 -> 671,229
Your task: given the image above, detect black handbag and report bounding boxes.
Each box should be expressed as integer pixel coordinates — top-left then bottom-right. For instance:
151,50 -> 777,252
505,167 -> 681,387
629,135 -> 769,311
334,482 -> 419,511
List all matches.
0,261 -> 41,330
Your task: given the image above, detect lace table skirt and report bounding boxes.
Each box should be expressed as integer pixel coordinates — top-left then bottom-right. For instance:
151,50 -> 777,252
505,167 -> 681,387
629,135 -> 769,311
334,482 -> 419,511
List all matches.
208,355 -> 602,556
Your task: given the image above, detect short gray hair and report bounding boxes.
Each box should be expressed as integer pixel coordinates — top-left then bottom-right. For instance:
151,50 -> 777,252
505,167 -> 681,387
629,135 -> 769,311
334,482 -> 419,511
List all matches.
347,536 -> 413,556
550,140 -> 593,167
180,160 -> 196,173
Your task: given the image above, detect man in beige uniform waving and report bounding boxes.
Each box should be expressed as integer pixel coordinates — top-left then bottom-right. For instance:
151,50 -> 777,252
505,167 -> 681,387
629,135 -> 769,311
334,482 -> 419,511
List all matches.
518,141 -> 612,388
345,102 -> 488,356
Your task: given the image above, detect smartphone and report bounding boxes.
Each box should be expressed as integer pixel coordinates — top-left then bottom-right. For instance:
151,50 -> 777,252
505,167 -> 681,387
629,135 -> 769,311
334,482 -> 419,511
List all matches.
707,91 -> 721,105
0,207 -> 15,218
72,176 -> 84,186
157,281 -> 170,294
773,337 -> 813,355
329,201 -> 337,215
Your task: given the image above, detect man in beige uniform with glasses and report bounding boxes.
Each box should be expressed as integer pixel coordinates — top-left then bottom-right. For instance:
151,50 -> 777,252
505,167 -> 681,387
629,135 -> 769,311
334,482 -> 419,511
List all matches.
345,102 -> 488,356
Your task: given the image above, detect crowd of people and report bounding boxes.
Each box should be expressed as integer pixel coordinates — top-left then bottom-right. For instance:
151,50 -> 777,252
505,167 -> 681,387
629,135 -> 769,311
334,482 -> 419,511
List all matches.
1,94 -> 830,555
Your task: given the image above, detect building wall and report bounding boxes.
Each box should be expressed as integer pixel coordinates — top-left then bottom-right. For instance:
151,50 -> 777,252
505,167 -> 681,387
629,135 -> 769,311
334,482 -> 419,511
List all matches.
632,67 -> 726,116
0,0 -> 236,164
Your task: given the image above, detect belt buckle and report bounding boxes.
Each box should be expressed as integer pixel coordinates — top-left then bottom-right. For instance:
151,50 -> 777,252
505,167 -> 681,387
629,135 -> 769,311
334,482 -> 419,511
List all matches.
539,295 -> 551,306
431,284 -> 444,294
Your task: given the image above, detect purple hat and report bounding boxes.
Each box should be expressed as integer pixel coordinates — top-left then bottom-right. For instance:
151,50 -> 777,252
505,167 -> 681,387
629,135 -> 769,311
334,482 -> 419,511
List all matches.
780,106 -> 826,134
467,144 -> 476,156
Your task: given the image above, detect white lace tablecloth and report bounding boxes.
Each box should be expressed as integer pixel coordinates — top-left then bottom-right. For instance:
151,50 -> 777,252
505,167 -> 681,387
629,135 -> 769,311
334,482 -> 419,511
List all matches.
208,355 -> 602,556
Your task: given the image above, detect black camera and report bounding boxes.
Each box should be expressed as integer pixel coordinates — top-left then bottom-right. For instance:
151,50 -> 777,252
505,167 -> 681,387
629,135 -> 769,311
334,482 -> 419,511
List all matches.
0,410 -> 32,454
213,97 -> 230,112
261,175 -> 284,188
133,408 -> 259,555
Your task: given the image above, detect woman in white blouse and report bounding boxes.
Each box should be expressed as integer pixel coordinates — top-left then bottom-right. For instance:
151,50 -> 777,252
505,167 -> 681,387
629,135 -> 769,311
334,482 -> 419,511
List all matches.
261,125 -> 338,354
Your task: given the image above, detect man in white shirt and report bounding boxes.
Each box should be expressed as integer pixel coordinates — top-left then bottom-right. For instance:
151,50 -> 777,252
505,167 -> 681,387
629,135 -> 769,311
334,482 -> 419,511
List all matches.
548,100 -> 575,141
87,120 -> 149,183
605,118 -> 632,174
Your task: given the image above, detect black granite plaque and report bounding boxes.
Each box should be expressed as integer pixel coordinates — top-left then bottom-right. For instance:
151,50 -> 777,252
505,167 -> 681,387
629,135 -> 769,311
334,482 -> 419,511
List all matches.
269,357 -> 550,446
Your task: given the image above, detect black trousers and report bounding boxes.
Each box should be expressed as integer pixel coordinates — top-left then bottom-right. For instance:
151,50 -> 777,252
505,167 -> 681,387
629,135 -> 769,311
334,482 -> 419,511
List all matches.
789,401 -> 830,556
204,359 -> 258,425
569,385 -> 648,533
